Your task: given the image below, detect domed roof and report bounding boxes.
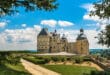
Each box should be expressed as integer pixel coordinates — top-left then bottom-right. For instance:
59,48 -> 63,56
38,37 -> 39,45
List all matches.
62,34 -> 67,40
77,33 -> 87,40
77,28 -> 87,40
52,29 -> 57,36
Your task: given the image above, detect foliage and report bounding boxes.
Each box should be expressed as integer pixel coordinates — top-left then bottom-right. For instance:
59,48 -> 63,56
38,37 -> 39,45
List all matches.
72,56 -> 84,63
0,65 -> 31,75
0,0 -> 58,16
84,70 -> 110,75
0,51 -> 31,75
100,49 -> 110,60
95,25 -> 110,48
91,0 -> 110,19
23,56 -> 49,64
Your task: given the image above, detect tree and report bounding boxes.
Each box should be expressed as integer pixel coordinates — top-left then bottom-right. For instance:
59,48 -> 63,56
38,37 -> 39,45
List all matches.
90,0 -> 110,19
96,25 -> 110,48
96,30 -> 105,46
105,25 -> 110,47
0,0 -> 58,16
91,0 -> 110,48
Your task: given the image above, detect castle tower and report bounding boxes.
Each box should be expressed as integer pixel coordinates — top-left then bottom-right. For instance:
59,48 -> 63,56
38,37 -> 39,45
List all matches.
49,29 -> 61,53
76,29 -> 89,55
61,34 -> 68,52
37,28 -> 50,53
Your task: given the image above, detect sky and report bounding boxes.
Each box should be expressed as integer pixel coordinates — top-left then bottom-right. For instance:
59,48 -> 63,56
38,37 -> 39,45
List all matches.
0,0 -> 108,50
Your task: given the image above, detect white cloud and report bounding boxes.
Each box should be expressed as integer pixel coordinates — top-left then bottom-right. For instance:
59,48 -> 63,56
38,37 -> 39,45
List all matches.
82,3 -> 110,31
40,20 -> 74,27
0,22 -> 7,28
58,29 -> 106,49
0,25 -> 42,50
34,25 -> 41,31
81,3 -> 100,21
0,26 -> 107,50
41,20 -> 57,27
21,24 -> 27,27
81,3 -> 95,12
83,14 -> 100,21
58,20 -> 74,27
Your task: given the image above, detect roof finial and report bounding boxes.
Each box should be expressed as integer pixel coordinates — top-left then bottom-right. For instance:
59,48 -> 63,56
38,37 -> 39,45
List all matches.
80,28 -> 84,34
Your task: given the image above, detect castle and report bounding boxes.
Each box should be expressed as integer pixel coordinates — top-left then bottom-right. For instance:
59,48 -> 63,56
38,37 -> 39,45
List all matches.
37,28 -> 89,55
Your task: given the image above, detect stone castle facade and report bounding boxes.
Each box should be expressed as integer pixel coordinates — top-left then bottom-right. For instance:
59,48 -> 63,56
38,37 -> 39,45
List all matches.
37,28 -> 89,55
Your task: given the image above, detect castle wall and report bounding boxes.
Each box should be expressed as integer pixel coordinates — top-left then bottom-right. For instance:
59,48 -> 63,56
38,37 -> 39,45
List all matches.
37,28 -> 89,55
75,40 -> 89,55
37,35 -> 50,53
49,36 -> 61,53
67,42 -> 77,53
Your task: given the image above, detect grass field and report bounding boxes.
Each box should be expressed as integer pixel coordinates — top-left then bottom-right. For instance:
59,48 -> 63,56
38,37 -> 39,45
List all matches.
0,63 -> 31,75
42,65 -> 97,75
0,51 -> 31,75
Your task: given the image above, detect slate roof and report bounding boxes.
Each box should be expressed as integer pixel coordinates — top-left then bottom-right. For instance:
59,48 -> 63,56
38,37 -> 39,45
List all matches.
38,28 -> 49,36
77,33 -> 87,40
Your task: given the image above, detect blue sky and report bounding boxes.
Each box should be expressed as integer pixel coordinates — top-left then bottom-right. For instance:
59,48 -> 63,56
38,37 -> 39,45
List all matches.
0,0 -> 108,50
0,0 -> 97,30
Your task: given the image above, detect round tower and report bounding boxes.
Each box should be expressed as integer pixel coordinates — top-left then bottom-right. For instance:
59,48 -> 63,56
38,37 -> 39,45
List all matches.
76,29 -> 89,55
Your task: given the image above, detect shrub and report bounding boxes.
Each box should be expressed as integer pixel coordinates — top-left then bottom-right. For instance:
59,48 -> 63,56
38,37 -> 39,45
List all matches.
51,56 -> 60,63
23,57 -> 46,64
74,56 -> 83,64
43,57 -> 51,63
83,57 -> 91,61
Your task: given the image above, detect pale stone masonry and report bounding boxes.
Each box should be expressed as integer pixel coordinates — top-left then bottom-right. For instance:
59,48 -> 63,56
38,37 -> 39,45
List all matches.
37,28 -> 89,55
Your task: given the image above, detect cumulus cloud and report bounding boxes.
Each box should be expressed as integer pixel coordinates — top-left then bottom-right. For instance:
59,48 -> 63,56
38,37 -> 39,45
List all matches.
40,19 -> 74,27
41,20 -> 57,27
58,29 -> 105,49
0,25 -> 42,50
81,3 -> 95,12
34,25 -> 41,31
21,24 -> 27,27
83,14 -> 100,21
58,20 -> 74,27
0,26 -> 106,50
81,3 -> 110,31
0,22 -> 7,28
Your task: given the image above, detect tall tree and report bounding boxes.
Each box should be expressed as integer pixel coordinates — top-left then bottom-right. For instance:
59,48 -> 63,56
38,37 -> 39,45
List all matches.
105,25 -> 110,47
97,31 -> 105,46
0,0 -> 58,16
91,0 -> 110,48
91,0 -> 110,19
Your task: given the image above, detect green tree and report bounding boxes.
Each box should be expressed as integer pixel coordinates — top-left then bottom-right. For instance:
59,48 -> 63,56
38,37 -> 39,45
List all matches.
91,0 -> 110,48
95,30 -> 105,47
96,25 -> 110,48
0,0 -> 58,16
91,0 -> 110,19
105,25 -> 110,47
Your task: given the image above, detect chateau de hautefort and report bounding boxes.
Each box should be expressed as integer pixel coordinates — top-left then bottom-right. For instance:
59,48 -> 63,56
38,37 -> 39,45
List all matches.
37,28 -> 89,55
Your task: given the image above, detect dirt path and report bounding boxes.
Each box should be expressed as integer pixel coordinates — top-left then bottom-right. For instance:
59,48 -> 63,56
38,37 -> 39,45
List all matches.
21,59 -> 60,75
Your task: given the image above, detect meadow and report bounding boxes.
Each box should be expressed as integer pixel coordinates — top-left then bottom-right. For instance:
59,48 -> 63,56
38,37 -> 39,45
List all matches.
0,51 -> 31,75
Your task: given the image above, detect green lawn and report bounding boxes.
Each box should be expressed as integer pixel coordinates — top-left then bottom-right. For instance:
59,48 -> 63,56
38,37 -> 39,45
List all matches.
0,63 -> 31,75
42,65 -> 97,75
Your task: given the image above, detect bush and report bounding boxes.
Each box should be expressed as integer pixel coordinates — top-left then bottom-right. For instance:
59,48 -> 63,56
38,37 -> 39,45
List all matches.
23,57 -> 46,64
42,56 -> 51,63
89,70 -> 109,75
60,56 -> 67,62
83,57 -> 91,61
74,56 -> 83,64
51,56 -> 60,62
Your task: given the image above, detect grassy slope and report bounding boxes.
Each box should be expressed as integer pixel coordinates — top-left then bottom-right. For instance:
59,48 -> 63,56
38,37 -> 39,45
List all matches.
42,65 -> 97,75
0,63 -> 31,75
